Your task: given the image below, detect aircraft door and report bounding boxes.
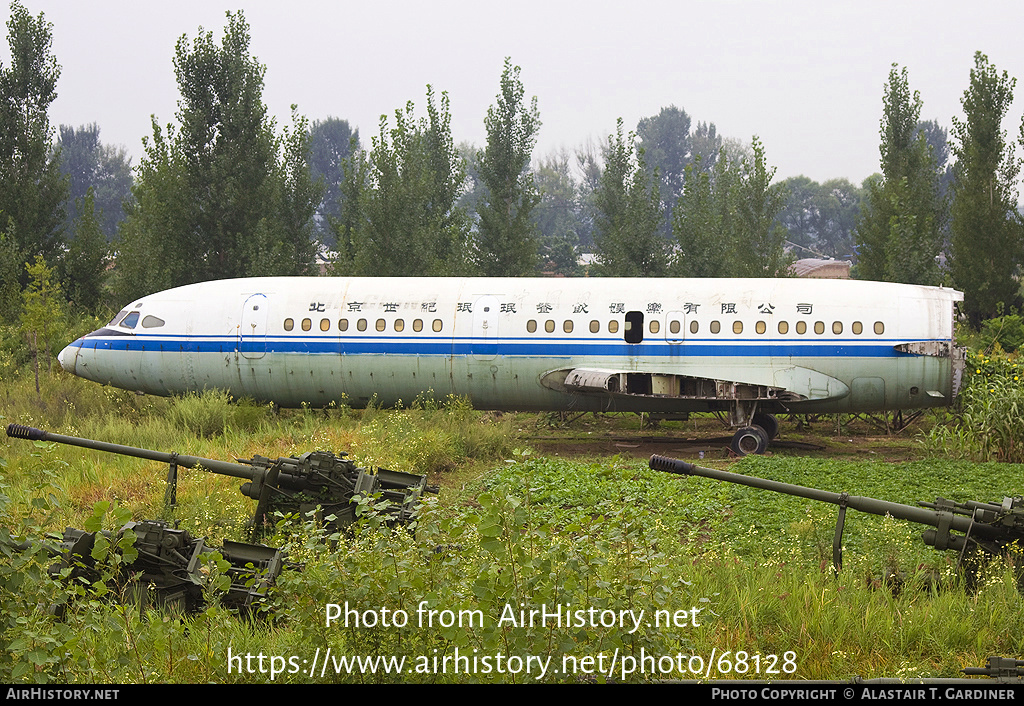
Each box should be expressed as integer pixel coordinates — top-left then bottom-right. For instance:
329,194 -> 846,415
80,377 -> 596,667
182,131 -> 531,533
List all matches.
623,310 -> 644,371
472,295 -> 500,361
851,377 -> 886,412
623,311 -> 644,344
239,293 -> 268,360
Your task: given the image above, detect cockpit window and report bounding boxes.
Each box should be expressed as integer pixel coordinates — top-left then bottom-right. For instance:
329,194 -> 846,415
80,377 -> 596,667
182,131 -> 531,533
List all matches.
141,315 -> 165,328
119,311 -> 140,330
109,309 -> 129,327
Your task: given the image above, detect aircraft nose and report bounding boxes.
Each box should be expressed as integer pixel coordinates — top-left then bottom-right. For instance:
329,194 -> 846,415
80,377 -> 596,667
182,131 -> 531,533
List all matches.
58,342 -> 78,374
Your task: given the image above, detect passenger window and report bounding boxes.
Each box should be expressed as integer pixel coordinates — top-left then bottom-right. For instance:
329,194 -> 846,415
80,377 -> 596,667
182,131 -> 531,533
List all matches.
796,321 -> 807,334
608,320 -> 619,334
852,321 -> 863,335
814,321 -> 825,335
590,320 -> 600,334
413,319 -> 423,332
527,320 -> 537,333
320,318 -> 330,332
375,319 -> 386,332
301,318 -> 312,331
733,321 -> 743,334
669,320 -> 680,335
649,320 -> 660,334
874,321 -> 885,335
833,321 -> 843,335
394,319 -> 404,332
624,311 -> 644,343
755,321 -> 766,334
563,320 -> 573,333
690,320 -> 699,334
778,321 -> 789,335
545,320 -> 555,333
357,319 -> 367,332
284,318 -> 294,331
710,320 -> 721,334
339,319 -> 348,331
432,319 -> 443,332
141,315 -> 165,328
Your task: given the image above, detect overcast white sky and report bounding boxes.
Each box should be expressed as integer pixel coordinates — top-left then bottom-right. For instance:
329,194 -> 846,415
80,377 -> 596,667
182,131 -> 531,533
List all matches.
3,0 -> 1024,184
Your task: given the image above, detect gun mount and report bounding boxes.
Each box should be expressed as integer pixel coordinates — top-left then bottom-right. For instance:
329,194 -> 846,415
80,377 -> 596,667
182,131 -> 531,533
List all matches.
6,424 -> 438,540
3,519 -> 285,616
648,454 -> 1024,576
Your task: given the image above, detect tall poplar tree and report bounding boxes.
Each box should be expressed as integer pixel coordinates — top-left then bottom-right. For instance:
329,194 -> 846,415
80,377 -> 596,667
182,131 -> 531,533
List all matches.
673,139 -> 788,278
474,58 -> 541,276
730,137 -> 791,278
591,119 -> 666,276
855,64 -> 945,285
672,153 -> 730,277
60,188 -> 108,312
116,11 -> 321,301
351,87 -> 470,276
950,52 -> 1022,326
0,1 -> 66,277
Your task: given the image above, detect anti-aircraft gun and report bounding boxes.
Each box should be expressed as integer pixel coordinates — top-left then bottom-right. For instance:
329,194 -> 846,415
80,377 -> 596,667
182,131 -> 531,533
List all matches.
648,454 -> 1024,578
16,519 -> 285,616
6,424 -> 438,540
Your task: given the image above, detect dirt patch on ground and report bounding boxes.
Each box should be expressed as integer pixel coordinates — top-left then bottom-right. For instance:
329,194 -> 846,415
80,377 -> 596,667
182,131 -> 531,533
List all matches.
523,412 -> 932,464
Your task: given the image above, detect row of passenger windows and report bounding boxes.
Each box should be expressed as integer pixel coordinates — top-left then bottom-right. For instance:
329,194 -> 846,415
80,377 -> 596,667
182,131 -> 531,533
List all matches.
284,318 -> 444,333
284,316 -> 885,337
525,319 -> 886,336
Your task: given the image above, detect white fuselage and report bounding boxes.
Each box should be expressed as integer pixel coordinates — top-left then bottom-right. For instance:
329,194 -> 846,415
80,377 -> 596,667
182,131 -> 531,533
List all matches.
59,277 -> 965,417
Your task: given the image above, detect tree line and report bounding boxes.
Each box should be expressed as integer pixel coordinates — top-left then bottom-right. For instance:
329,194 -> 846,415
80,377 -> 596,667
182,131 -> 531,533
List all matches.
1,1 -> 1022,337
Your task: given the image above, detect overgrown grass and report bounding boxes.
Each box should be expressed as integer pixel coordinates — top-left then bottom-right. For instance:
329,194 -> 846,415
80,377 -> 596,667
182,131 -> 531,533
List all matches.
6,452 -> 1024,683
1,372 -> 516,534
4,368 -> 1024,683
926,348 -> 1024,462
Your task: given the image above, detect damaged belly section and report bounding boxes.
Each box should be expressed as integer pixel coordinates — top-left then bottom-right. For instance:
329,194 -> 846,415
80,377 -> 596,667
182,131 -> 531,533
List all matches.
541,364 -> 853,408
542,368 -> 804,403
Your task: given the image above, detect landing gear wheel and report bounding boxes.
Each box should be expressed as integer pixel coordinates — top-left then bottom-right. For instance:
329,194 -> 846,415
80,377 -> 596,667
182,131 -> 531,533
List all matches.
752,412 -> 779,440
730,425 -> 769,456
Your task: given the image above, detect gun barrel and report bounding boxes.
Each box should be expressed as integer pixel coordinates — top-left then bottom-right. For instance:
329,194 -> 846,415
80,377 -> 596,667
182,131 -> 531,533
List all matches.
648,454 -> 993,539
6,424 -> 255,479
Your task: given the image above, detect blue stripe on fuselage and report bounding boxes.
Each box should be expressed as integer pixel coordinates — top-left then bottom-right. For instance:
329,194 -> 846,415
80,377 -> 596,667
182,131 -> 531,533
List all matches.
66,334 -> 916,359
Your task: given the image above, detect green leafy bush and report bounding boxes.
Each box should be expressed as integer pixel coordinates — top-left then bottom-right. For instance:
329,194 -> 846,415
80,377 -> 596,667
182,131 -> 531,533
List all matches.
978,308 -> 1024,353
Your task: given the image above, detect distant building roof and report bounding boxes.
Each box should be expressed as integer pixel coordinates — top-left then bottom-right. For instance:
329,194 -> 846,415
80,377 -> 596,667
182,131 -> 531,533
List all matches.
790,258 -> 852,279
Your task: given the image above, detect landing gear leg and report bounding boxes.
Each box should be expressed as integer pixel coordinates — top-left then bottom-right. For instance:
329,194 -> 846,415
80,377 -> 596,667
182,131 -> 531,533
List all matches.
752,412 -> 779,440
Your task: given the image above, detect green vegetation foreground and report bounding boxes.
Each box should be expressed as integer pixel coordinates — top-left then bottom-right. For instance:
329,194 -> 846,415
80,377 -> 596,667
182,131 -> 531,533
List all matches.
2,364 -> 1024,683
